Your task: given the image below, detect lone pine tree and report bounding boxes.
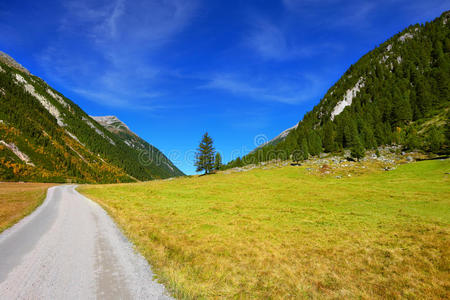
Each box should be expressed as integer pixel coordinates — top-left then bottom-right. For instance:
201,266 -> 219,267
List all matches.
195,132 -> 215,174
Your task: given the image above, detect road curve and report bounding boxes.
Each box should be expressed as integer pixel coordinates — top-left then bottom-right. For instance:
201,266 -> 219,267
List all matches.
0,185 -> 172,299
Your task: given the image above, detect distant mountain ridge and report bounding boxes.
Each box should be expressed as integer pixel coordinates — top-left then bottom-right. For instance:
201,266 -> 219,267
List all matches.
268,11 -> 449,146
0,52 -> 183,182
226,11 -> 450,168
92,115 -> 183,176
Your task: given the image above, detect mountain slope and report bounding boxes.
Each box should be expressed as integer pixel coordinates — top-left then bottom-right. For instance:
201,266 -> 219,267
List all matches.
254,124 -> 298,151
227,11 -> 450,168
0,52 -> 183,183
92,116 -> 183,177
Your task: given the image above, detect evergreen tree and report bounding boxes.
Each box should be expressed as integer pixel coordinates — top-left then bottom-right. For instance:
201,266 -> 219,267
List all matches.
392,96 -> 412,125
351,137 -> 365,161
214,152 -> 222,171
323,122 -> 335,152
195,132 -> 215,174
292,150 -> 302,164
361,123 -> 377,149
427,126 -> 444,153
300,138 -> 309,160
308,130 -> 322,156
405,128 -> 421,150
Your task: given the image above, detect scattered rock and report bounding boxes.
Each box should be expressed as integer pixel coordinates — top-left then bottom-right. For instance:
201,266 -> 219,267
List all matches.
383,166 -> 396,171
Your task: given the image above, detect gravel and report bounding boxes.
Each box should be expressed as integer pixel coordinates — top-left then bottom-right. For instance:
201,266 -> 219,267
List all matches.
0,185 -> 172,299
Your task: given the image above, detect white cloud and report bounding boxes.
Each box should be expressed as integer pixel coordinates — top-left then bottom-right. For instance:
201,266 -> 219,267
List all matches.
202,73 -> 325,105
38,0 -> 198,109
72,88 -> 162,110
245,12 -> 342,61
247,20 -> 298,61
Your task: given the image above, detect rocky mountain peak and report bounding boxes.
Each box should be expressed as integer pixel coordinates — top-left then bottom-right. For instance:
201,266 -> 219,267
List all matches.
91,115 -> 131,132
0,51 -> 30,74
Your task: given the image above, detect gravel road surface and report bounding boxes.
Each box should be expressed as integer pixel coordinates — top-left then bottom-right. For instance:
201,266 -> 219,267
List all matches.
0,185 -> 172,299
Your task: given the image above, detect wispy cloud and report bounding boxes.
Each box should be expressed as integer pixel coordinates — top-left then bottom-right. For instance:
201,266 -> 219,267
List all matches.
202,72 -> 326,105
72,88 -> 162,110
282,0 -> 376,29
38,0 -> 198,109
245,7 -> 344,61
246,19 -> 303,61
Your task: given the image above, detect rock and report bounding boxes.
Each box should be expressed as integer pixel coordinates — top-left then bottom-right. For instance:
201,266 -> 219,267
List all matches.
383,166 -> 396,171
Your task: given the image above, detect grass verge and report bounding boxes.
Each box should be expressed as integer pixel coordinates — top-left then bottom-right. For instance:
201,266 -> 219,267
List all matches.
0,182 -> 55,233
79,160 -> 450,299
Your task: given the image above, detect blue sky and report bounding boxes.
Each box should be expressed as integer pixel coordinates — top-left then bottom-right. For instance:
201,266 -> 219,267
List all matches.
0,0 -> 448,174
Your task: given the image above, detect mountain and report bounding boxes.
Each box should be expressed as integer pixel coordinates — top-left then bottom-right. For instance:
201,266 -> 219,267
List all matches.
226,11 -> 450,168
0,52 -> 183,183
255,124 -> 298,151
91,116 -> 183,177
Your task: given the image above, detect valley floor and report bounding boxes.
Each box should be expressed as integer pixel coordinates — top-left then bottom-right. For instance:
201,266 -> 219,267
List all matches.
79,159 -> 450,299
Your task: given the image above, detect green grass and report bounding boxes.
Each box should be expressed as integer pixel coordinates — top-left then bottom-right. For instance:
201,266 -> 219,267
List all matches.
79,160 -> 450,299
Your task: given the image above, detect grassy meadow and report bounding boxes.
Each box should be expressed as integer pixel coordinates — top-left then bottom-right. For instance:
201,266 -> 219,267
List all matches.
0,182 -> 55,233
79,159 -> 450,299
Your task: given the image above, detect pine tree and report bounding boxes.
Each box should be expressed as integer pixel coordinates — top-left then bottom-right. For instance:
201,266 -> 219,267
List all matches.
323,122 -> 335,152
427,126 -> 444,153
292,149 -> 302,164
361,123 -> 377,149
194,132 -> 215,174
392,96 -> 412,125
214,152 -> 222,171
405,128 -> 421,150
351,137 -> 365,161
308,130 -> 322,156
300,138 -> 309,160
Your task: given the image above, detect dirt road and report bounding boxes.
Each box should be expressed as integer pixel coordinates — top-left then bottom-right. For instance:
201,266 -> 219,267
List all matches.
0,185 -> 171,299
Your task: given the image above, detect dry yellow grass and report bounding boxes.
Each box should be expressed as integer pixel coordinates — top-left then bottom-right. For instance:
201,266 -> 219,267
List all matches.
0,182 -> 55,233
79,160 -> 450,299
